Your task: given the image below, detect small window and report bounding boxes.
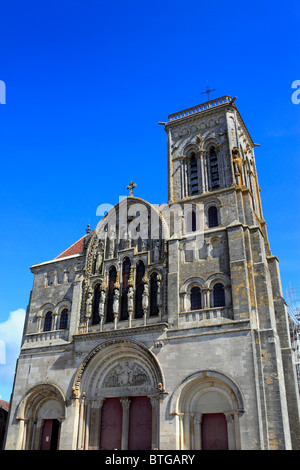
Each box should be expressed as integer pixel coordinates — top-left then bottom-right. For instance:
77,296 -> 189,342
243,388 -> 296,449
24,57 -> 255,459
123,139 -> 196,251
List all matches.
186,206 -> 197,233
59,308 -> 68,329
190,286 -> 201,310
44,311 -> 52,332
208,206 -> 218,228
213,283 -> 225,307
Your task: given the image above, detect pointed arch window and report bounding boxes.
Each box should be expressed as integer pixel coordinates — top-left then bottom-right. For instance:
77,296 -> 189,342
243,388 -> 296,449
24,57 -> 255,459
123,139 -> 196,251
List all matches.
92,284 -> 101,325
208,206 -> 218,228
150,272 -> 159,316
213,283 -> 225,307
135,261 -> 145,319
44,311 -> 52,332
106,266 -> 117,323
189,153 -> 199,195
190,286 -> 202,310
59,308 -> 69,330
120,258 -> 131,320
209,147 -> 219,189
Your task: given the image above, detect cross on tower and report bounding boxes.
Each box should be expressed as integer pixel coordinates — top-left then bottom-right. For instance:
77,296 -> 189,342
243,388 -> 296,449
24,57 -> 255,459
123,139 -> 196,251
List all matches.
127,181 -> 137,196
200,82 -> 216,101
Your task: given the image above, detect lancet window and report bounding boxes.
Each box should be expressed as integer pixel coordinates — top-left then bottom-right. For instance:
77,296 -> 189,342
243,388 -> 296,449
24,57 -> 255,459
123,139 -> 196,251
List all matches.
92,284 -> 101,325
150,272 -> 159,316
135,261 -> 145,319
106,266 -> 117,323
189,153 -> 199,195
120,258 -> 131,320
209,147 -> 219,189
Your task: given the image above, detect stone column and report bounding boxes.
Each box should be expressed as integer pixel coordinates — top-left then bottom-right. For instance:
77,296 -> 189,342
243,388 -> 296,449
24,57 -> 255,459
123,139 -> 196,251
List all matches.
77,395 -> 85,450
190,414 -> 195,450
120,397 -> 131,450
225,413 -> 236,450
84,401 -> 91,449
178,413 -> 184,450
194,415 -> 202,450
150,396 -> 159,450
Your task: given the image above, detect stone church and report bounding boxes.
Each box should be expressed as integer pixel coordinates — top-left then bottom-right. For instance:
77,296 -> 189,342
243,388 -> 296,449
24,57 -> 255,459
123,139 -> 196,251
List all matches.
5,95 -> 300,450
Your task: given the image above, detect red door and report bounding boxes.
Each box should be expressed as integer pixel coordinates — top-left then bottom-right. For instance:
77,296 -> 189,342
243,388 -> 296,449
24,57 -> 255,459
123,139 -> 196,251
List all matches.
99,398 -> 123,450
40,419 -> 60,450
201,413 -> 228,450
128,396 -> 152,450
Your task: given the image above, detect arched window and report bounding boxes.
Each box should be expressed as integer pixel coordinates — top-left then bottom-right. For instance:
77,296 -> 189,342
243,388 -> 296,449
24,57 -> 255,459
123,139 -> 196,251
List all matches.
92,284 -> 101,325
208,206 -> 218,228
209,147 -> 219,189
135,261 -> 145,318
150,273 -> 159,316
44,311 -> 52,332
190,286 -> 202,310
59,308 -> 68,330
186,205 -> 197,233
213,283 -> 225,307
106,266 -> 117,323
189,154 -> 199,195
120,258 -> 131,320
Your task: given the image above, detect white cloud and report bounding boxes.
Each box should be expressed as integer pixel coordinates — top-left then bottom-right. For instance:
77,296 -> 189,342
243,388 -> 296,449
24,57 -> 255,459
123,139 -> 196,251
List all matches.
0,309 -> 26,400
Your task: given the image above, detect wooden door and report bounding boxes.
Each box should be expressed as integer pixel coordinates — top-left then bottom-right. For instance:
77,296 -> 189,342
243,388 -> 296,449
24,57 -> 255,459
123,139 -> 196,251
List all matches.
128,396 -> 152,450
201,413 -> 228,450
99,398 -> 123,450
40,419 -> 59,450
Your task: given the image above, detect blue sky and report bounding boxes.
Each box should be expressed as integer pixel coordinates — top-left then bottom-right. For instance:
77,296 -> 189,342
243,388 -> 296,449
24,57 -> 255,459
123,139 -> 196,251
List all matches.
0,0 -> 299,401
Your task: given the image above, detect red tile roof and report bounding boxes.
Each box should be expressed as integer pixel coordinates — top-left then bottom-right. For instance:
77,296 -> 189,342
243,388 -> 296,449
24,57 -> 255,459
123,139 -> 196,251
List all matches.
0,400 -> 9,413
55,235 -> 85,259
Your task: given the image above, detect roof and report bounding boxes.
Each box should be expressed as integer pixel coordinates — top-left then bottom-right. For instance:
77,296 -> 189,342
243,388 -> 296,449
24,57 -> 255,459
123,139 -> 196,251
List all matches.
55,235 -> 86,259
0,400 -> 9,413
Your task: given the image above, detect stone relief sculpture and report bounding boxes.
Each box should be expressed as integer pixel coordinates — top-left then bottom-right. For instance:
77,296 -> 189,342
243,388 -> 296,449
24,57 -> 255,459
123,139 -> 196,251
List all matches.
103,361 -> 150,388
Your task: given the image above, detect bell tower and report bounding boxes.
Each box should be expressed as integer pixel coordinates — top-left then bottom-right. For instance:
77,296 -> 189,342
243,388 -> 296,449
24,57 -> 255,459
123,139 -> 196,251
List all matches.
164,95 -> 262,214
160,95 -> 300,449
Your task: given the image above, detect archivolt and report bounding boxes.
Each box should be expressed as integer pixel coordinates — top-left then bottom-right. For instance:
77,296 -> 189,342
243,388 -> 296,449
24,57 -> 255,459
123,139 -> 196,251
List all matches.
169,370 -> 245,415
72,338 -> 164,397
16,383 -> 66,420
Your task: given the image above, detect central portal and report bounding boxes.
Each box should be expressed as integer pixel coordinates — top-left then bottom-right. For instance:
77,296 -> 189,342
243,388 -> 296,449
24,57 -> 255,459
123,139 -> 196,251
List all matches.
99,396 -> 152,450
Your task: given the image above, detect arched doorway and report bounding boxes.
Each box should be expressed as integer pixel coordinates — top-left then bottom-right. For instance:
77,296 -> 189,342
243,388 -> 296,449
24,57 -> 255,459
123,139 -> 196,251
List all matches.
73,338 -> 163,450
16,384 -> 65,450
174,371 -> 244,450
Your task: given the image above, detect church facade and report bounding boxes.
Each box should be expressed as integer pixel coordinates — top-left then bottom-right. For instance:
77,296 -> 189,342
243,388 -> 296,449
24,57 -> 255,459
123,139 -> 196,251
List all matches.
5,95 -> 300,450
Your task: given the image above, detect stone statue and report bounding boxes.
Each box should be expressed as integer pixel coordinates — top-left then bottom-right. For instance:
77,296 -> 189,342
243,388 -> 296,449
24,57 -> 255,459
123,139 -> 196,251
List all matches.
113,288 -> 119,315
86,288 -> 93,318
128,285 -> 134,313
98,289 -> 106,317
142,283 -> 149,314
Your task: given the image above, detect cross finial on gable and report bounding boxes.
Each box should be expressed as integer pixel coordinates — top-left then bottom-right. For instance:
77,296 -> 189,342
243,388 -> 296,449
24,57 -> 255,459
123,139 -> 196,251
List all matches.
127,181 -> 137,196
